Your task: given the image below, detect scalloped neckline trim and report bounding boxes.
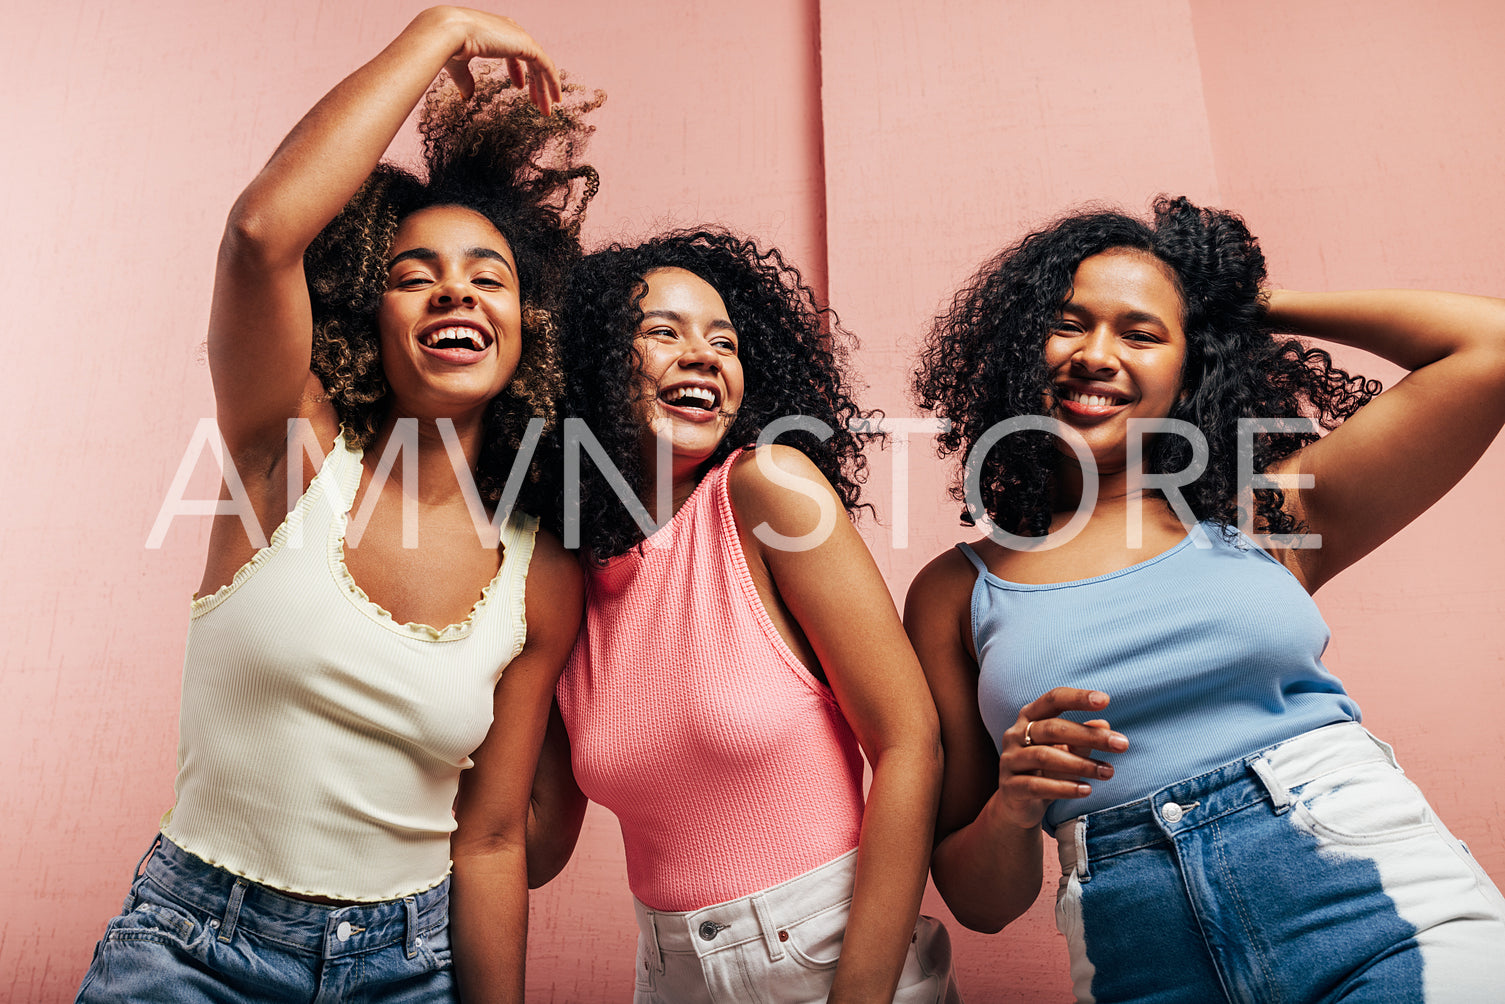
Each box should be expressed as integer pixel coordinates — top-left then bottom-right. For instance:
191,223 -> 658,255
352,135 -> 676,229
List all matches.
327,434 -> 513,642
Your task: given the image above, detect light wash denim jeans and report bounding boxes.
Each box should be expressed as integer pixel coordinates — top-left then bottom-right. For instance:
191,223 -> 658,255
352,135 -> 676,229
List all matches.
1054,722 -> 1505,1003
75,836 -> 455,1003
631,848 -> 961,1003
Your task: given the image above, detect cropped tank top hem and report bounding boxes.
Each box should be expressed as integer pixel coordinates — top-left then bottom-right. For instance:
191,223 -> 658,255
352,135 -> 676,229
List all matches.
191,428 -> 527,643
157,831 -> 447,903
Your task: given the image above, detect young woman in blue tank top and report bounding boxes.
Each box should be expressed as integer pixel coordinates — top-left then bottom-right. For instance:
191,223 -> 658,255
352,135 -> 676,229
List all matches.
907,196 -> 1505,1002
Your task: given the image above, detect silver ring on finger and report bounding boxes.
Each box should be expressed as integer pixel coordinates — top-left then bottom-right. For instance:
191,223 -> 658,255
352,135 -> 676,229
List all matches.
1023,720 -> 1035,747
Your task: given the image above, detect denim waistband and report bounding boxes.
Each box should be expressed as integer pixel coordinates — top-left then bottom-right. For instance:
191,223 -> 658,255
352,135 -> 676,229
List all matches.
138,836 -> 449,957
634,848 -> 857,964
1055,722 -> 1397,880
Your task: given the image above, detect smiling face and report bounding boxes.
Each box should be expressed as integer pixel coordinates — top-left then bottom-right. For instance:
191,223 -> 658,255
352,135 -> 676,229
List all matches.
1045,249 -> 1188,472
376,204 -> 523,421
630,267 -> 745,484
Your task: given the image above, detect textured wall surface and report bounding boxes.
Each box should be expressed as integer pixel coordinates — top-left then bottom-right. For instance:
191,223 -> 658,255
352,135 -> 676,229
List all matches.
4,1 -> 1502,1000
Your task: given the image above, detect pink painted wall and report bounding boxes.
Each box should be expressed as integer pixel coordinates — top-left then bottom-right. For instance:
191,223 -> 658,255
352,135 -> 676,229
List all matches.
4,1 -> 1501,1000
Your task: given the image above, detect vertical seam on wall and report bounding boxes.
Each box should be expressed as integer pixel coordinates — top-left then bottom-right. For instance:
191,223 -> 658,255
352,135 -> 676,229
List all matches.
809,0 -> 831,306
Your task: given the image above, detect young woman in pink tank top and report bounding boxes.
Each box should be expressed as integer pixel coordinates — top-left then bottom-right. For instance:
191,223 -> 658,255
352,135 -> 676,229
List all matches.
543,230 -> 958,1003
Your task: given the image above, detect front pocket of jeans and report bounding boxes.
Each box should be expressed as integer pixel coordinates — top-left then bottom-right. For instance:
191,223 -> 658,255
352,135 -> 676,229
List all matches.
1289,761 -> 1433,845
780,902 -> 848,971
104,899 -> 202,947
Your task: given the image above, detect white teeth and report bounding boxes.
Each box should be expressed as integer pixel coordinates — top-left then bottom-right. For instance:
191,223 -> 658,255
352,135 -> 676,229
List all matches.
1064,390 -> 1121,407
423,326 -> 486,350
664,386 -> 716,409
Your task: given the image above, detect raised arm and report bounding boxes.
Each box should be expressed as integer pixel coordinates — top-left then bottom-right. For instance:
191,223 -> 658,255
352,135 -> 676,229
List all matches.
207,6 -> 559,457
731,445 -> 942,1003
1266,288 -> 1505,590
450,530 -> 584,1004
904,550 -> 1126,933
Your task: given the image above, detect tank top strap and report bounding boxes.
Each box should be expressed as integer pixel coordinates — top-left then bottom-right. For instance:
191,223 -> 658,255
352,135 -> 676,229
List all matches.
317,427 -> 365,514
955,541 -> 989,576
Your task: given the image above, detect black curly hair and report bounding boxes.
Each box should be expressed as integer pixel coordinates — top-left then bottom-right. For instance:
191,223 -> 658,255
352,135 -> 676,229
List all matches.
558,229 -> 877,562
913,196 -> 1382,538
301,68 -> 601,519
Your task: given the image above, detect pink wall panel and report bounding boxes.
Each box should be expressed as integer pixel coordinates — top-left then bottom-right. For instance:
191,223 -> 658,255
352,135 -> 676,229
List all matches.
818,3 -> 1223,993
1,1 -> 823,1000
1187,0 -> 1505,926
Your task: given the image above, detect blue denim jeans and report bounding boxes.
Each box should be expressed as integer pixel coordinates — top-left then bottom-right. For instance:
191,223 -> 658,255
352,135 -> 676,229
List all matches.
632,848 -> 961,1003
1053,723 -> 1505,1003
75,836 -> 455,1003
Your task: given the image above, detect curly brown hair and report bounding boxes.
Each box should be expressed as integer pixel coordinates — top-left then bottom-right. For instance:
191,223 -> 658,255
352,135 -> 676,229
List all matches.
302,68 -> 601,513
914,197 -> 1381,537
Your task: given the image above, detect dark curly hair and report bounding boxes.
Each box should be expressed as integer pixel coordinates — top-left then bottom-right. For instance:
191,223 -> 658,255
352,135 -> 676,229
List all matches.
913,196 -> 1382,538
302,68 -> 601,519
558,229 -> 877,562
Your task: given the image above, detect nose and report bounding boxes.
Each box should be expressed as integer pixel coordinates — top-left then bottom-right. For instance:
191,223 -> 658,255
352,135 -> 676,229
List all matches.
677,332 -> 722,371
1071,327 -> 1119,376
431,277 -> 477,308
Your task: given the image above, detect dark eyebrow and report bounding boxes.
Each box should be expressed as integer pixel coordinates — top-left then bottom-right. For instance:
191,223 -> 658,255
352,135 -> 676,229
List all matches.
640,309 -> 737,333
1061,301 -> 1170,331
385,246 -> 515,274
1120,309 -> 1169,329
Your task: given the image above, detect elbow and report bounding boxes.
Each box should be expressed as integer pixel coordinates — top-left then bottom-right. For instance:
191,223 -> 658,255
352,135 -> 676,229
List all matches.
933,871 -> 1031,935
220,197 -> 304,271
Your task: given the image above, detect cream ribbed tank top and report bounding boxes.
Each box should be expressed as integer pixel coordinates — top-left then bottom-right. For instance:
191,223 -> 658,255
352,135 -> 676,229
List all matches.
162,431 -> 535,901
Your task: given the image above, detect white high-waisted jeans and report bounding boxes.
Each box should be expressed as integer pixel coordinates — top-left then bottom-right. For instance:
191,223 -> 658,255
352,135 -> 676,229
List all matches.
631,849 -> 959,1003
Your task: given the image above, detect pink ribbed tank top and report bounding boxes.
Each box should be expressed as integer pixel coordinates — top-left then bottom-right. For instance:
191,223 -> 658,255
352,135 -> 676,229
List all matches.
557,450 -> 865,911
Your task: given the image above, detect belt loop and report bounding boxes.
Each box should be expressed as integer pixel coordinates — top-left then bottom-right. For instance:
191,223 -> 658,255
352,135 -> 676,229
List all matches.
645,912 -> 664,973
1250,756 -> 1292,813
751,892 -> 785,962
124,836 -> 162,911
405,896 -> 419,959
218,879 -> 248,943
1071,818 -> 1091,883
1364,728 -> 1402,770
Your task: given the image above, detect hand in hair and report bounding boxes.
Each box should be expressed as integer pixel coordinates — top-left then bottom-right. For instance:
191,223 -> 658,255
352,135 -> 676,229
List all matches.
433,6 -> 561,112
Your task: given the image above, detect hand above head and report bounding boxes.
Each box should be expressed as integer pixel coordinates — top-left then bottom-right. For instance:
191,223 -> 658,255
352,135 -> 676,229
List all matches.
432,7 -> 562,113
995,687 -> 1127,830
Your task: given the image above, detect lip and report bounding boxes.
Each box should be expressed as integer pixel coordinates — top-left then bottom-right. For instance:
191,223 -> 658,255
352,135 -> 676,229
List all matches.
655,380 -> 724,423
1052,381 -> 1133,419
417,317 -> 493,364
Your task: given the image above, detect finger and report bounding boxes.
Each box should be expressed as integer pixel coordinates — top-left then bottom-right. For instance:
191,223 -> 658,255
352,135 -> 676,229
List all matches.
1006,745 -> 1113,782
1021,716 -> 1126,754
1002,773 -> 1093,803
505,55 -> 527,92
532,49 -> 562,105
446,58 -> 476,100
1021,687 -> 1110,723
522,67 -> 546,116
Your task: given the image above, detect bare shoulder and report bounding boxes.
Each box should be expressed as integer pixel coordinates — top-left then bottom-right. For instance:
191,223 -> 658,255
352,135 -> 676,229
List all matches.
726,444 -> 839,530
906,547 -> 978,617
522,528 -> 585,646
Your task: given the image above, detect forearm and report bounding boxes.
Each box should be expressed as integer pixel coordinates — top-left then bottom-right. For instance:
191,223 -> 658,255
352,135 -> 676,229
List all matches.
226,6 -> 469,261
1266,288 -> 1505,372
930,791 -> 1044,934
451,842 -> 528,1004
827,743 -> 941,1004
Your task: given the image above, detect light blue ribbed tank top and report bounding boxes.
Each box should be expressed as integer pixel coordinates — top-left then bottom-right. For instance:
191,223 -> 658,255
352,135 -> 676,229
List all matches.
963,522 -> 1360,830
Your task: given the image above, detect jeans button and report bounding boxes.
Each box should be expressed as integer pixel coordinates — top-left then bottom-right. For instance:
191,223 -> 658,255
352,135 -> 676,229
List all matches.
698,921 -> 722,941
1160,802 -> 1184,823
337,920 -> 353,942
